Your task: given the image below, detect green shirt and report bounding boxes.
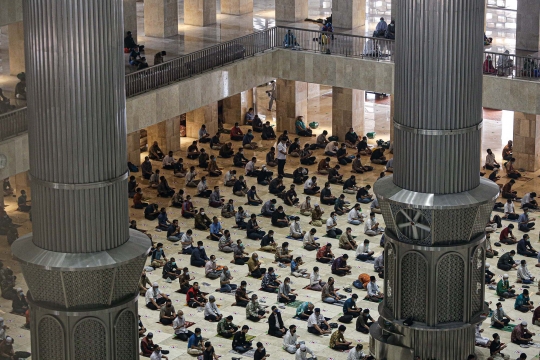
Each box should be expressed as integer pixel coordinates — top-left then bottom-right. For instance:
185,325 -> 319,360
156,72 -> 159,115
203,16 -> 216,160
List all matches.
496,279 -> 510,296
246,301 -> 263,318
217,318 -> 237,335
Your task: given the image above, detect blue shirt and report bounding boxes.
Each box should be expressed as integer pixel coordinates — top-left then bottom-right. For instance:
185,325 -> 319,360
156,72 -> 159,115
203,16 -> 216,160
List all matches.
243,133 -> 254,145
158,212 -> 168,225
291,260 -> 298,273
515,293 -> 529,309
152,248 -> 165,261
210,222 -> 222,235
343,298 -> 356,314
518,213 -> 529,225
187,334 -> 202,349
295,120 -> 306,134
296,301 -> 310,316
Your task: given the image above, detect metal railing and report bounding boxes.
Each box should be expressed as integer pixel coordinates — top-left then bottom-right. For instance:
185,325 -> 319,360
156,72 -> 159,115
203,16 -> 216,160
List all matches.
483,51 -> 540,80
0,107 -> 28,141
1,26 -> 539,143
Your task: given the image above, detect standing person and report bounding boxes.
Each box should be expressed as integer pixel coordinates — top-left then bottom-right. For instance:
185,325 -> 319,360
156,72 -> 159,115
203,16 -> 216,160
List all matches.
277,138 -> 288,176
267,80 -> 276,111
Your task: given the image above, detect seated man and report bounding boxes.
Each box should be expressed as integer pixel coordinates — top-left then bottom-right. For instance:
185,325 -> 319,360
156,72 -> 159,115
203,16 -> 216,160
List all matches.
317,157 -> 331,175
496,274 -> 516,299
334,194 -> 350,215
260,231 -> 277,252
166,220 -> 183,242
339,228 -> 357,250
326,212 -> 342,238
365,212 -> 384,236
303,229 -> 320,251
517,234 -> 538,257
500,224 -> 517,244
352,154 -> 373,174
230,122 -> 244,141
514,289 -> 534,313
219,142 -> 234,158
290,217 -> 305,239
245,294 -> 268,322
521,192 -> 538,210
503,198 -> 519,220
518,208 -> 535,232
159,300 -> 176,325
194,208 -> 211,230
186,282 -> 208,308
307,308 -> 331,335
266,147 -> 277,167
485,148 -> 500,170
356,185 -> 373,203
210,132 -> 222,150
277,277 -> 297,304
233,240 -> 250,265
232,325 -> 253,353
491,302 -> 513,329
275,242 -> 293,263
190,241 -> 209,267
345,128 -> 359,148
327,165 -> 343,184
325,142 -> 338,157
261,121 -> 276,140
501,179 -> 518,200
252,115 -> 263,132
246,214 -> 266,240
320,182 -> 337,205
370,147 -> 387,165
316,243 -> 334,263
316,130 -> 329,149
295,116 -> 312,137
209,217 -> 223,241
235,207 -> 249,229
356,309 -> 374,334
304,176 -> 320,195
187,141 -> 200,160
357,136 -> 372,155
321,277 -> 344,304
243,130 -> 258,150
247,186 -> 263,206
271,206 -> 290,228
312,204 -> 326,226
300,196 -> 313,216
234,281 -> 250,307
261,199 -> 277,217
511,321 -> 535,345
233,148 -> 249,167
284,185 -> 299,206
331,254 -> 351,276
261,267 -> 281,293
145,283 -> 170,310
296,302 -> 314,320
217,315 -> 238,338
300,144 -> 316,165
337,143 -> 352,165
517,259 -> 535,284
17,190 -> 31,212
209,187 -> 224,209
233,176 -> 248,196
218,231 -> 235,253
497,250 -> 517,271
365,276 -> 384,302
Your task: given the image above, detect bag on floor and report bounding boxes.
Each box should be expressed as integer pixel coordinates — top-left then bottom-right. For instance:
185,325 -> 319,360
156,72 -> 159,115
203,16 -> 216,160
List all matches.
493,202 -> 504,209
328,136 -> 339,142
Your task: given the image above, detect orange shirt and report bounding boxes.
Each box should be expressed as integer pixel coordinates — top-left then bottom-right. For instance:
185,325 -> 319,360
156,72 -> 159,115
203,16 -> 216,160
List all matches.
358,273 -> 370,287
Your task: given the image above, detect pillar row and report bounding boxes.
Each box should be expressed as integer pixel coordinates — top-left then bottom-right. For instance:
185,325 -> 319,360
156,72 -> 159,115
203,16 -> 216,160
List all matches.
144,0 -> 178,37
221,0 -> 253,15
390,94 -> 394,144
8,21 -> 25,76
332,0 -> 366,30
185,0 -> 216,27
186,103 -> 219,139
276,79 -> 308,133
146,117 -> 181,153
513,112 -> 540,172
332,87 -> 364,141
124,0 -> 138,39
275,0 -> 308,23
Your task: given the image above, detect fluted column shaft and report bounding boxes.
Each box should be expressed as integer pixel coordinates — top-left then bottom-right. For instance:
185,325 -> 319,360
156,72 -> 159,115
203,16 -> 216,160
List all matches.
24,0 -> 129,252
393,0 -> 485,194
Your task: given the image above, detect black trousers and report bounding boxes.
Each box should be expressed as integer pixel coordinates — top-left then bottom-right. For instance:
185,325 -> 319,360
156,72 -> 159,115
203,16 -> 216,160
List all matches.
277,159 -> 286,176
175,330 -> 194,341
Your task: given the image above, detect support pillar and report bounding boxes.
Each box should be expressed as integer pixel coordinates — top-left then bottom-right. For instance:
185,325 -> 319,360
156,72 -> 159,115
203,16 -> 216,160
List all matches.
146,117 -> 181,153
186,104 -> 219,138
127,131 -> 141,166
144,0 -> 178,37
307,83 -> 320,99
513,112 -> 540,172
13,171 -> 30,196
389,94 -> 394,144
332,0 -> 366,30
275,0 -> 308,23
124,0 -> 138,39
276,79 -> 308,133
13,0 -> 151,356
184,0 -> 216,27
8,21 -> 25,76
221,0 -> 253,15
332,87 -> 364,141
223,90 -> 254,126
516,0 -> 540,52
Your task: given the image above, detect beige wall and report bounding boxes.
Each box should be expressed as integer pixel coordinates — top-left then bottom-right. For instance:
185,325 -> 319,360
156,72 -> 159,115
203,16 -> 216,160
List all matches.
8,21 -> 25,76
0,0 -> 22,27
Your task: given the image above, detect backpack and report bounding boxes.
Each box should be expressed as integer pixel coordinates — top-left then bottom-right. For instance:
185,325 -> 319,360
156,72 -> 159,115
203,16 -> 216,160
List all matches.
128,162 -> 139,172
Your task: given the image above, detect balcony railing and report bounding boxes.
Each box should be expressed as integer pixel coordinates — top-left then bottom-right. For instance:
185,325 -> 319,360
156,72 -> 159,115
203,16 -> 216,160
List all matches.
1,26 -> 539,143
0,107 -> 28,142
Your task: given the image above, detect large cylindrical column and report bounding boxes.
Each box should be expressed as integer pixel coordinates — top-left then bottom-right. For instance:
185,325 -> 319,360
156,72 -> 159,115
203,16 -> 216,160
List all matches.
12,0 -> 151,358
370,1 -> 499,359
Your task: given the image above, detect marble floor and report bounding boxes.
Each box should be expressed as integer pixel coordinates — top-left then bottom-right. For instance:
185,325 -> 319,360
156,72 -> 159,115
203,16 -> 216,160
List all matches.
2,86 -> 540,358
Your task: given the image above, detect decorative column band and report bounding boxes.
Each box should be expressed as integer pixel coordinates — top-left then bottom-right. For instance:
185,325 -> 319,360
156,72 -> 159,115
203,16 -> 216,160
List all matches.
394,120 -> 483,136
29,171 -> 129,190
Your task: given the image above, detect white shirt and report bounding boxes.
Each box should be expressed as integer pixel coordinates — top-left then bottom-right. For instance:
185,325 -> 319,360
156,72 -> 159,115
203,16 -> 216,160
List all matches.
364,218 -> 376,233
325,142 -> 337,153
517,265 -> 533,281
347,348 -> 366,360
283,330 -> 298,347
224,171 -> 235,182
310,271 -> 321,286
367,282 -> 380,296
197,181 -> 207,194
173,315 -> 189,334
504,202 -> 515,214
290,222 -> 302,236
486,153 -> 497,166
295,347 -> 315,360
307,313 -> 323,327
348,209 -> 362,223
325,217 -> 336,231
304,178 -> 313,190
356,243 -> 370,256
303,232 -> 315,247
150,351 -> 163,360
521,193 -> 533,207
145,287 -> 161,304
245,161 -> 255,174
277,142 -> 288,160
181,233 -> 193,249
186,171 -> 197,183
204,302 -> 221,317
162,155 -> 175,166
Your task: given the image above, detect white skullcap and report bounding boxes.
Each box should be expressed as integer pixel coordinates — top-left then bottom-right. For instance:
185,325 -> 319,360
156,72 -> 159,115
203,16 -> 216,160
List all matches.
300,344 -> 306,350
153,282 -> 159,287
503,274 -> 509,278
522,321 -> 528,326
485,263 -> 490,268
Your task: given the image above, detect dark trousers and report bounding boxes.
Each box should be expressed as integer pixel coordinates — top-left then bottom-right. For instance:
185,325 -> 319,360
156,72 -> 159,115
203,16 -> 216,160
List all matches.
191,258 -> 206,267
301,157 -> 317,165
304,244 -> 318,251
327,229 -> 342,238
357,254 -> 375,261
317,257 -> 332,263
307,323 -> 328,335
160,317 -> 174,325
332,269 -> 347,276
338,157 -> 352,165
231,135 -> 243,141
235,257 -> 249,265
278,294 -> 297,303
251,268 -> 266,278
270,186 -> 286,194
492,319 -> 510,329
332,344 -> 351,351
519,223 -> 535,232
485,164 -> 500,170
235,300 -> 249,307
248,310 -> 266,322
248,230 -> 266,240
277,159 -> 286,176
175,331 -> 194,341
304,187 -> 320,195
514,333 -> 533,344
146,297 -> 166,310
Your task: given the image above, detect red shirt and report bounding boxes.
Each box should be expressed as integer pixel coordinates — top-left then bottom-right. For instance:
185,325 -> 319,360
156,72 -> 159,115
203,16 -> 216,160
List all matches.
500,227 -> 511,241
316,246 -> 330,259
231,127 -> 244,137
186,287 -> 199,302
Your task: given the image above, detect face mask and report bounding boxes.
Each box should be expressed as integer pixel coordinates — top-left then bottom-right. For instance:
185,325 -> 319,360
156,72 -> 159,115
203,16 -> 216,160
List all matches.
226,270 -> 231,275
201,212 -> 205,215
254,257 -> 258,261
212,259 -> 216,263
172,262 -> 176,266
185,272 -> 190,276
240,244 -> 244,248
333,216 -> 337,220
199,246 -> 204,250
142,275 -> 146,278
